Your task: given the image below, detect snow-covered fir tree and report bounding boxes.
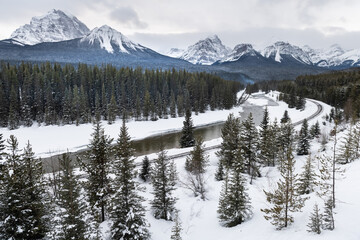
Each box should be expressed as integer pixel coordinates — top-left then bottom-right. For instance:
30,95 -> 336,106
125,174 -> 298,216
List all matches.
78,120 -> 113,222
139,156 -> 150,182
307,203 -> 322,234
0,137 -> 49,239
297,119 -> 310,155
218,151 -> 252,227
268,118 -> 280,166
277,120 -> 294,169
55,152 -> 87,240
170,211 -> 183,240
352,122 -> 360,159
259,107 -> 273,166
185,137 -> 208,174
179,109 -> 195,148
338,124 -> 356,164
322,198 -> 335,230
297,154 -> 317,195
310,121 -> 321,139
280,110 -> 290,123
240,113 -> 260,184
261,146 -> 306,230
184,137 -> 208,199
215,113 -> 241,181
110,119 -> 150,240
151,146 -> 178,221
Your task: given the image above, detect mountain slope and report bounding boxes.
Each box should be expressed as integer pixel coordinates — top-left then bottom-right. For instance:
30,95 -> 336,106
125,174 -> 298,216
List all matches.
261,41 -> 313,65
180,35 -> 230,65
11,9 -> 89,45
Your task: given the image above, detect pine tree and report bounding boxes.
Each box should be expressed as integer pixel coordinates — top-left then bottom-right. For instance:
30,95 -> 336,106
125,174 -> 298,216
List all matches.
179,109 -> 195,148
322,198 -> 335,230
310,121 -> 321,139
139,156 -> 150,182
78,120 -> 113,222
261,146 -> 306,230
177,95 -> 184,117
183,137 -> 208,199
280,110 -> 290,123
297,154 -> 317,195
352,122 -> 360,159
111,119 -> 150,240
151,147 -> 177,221
338,125 -> 355,164
56,153 -> 87,240
170,92 -> 176,118
8,85 -> 20,129
241,113 -> 259,183
277,120 -> 294,169
0,133 -> 5,162
107,94 -> 118,124
170,212 -> 182,240
218,153 -> 252,227
185,137 -> 208,174
215,113 -> 241,181
0,137 -> 49,239
297,119 -> 310,155
307,203 -> 322,234
268,119 -> 280,166
259,107 -> 273,166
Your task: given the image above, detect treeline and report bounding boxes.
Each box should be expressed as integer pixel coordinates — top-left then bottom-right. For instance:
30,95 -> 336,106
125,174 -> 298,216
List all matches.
247,68 -> 360,120
0,62 -> 242,129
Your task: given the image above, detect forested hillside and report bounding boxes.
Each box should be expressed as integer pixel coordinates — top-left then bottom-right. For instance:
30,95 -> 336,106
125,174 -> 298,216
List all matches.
0,62 -> 242,129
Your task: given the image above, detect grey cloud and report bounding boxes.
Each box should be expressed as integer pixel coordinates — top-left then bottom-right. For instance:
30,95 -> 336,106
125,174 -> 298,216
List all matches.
110,7 -> 148,29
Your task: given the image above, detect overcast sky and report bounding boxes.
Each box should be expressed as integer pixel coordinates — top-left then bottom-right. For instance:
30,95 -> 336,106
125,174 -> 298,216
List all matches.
1,0 -> 360,53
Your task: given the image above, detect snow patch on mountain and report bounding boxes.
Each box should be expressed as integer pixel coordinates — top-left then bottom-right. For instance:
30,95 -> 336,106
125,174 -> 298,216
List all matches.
81,25 -> 145,54
10,9 -> 90,45
180,35 -> 230,65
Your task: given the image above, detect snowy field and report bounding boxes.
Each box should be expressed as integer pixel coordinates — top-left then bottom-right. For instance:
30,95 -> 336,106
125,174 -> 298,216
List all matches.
0,91 -> 330,158
134,129 -> 360,240
126,93 -> 358,240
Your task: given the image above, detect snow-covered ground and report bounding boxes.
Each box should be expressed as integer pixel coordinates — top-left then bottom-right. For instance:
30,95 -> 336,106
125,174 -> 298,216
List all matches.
130,93 -> 359,240
136,129 -> 360,240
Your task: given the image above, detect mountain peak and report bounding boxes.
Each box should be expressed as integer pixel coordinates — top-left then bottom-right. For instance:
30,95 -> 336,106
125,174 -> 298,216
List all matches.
262,41 -> 312,64
81,25 -> 144,54
10,9 -> 89,45
180,35 -> 230,65
221,43 -> 257,62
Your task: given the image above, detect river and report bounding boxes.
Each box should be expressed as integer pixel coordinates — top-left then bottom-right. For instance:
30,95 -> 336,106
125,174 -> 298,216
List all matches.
42,94 -> 277,172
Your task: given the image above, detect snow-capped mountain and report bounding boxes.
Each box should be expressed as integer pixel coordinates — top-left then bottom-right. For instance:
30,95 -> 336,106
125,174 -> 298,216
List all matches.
261,41 -> 313,65
80,25 -> 144,54
11,9 -> 89,45
221,44 -> 258,62
180,35 -> 230,65
303,44 -> 345,67
166,48 -> 185,58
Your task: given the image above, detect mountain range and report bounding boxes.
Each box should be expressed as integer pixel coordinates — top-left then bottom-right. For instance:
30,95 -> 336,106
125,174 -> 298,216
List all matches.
1,9 -> 360,82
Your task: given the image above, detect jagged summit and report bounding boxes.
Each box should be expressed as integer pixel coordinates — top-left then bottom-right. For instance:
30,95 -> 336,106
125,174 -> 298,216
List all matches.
261,41 -> 313,65
221,44 -> 258,62
11,9 -> 90,45
81,25 -> 144,54
180,35 -> 230,65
